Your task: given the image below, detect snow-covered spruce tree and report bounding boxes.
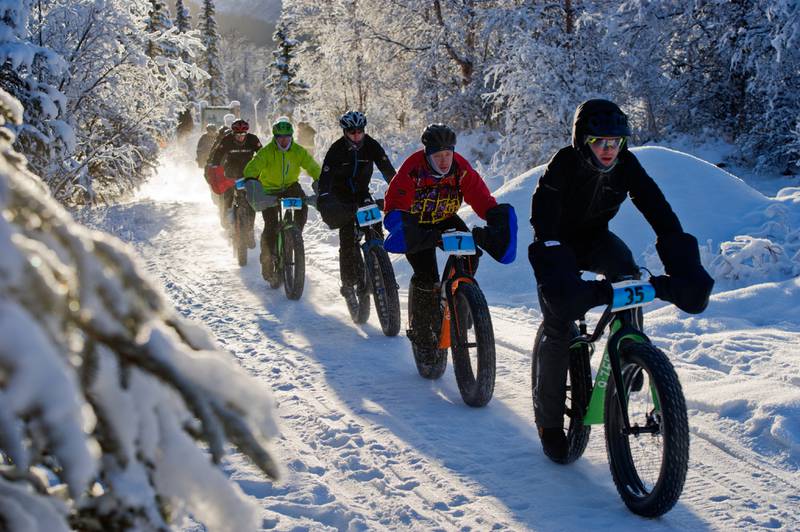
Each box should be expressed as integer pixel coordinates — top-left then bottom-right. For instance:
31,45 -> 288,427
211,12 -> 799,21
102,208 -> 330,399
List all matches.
0,87 -> 280,531
174,0 -> 198,138
146,0 -> 175,59
219,32 -> 271,131
484,1 -> 620,175
266,21 -> 309,118
199,0 -> 228,106
0,0 -> 73,183
33,0 -> 206,204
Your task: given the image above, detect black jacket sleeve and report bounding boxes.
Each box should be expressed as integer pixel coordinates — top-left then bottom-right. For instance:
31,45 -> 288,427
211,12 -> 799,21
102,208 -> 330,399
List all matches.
318,145 -> 338,195
530,148 -> 570,242
208,135 -> 230,166
623,152 -> 682,237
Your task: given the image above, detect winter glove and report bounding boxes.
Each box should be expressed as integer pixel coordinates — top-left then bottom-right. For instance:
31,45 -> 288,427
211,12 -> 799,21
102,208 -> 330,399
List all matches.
649,232 -> 714,314
529,240 -> 612,321
472,203 -> 518,264
383,210 -> 441,254
317,193 -> 355,229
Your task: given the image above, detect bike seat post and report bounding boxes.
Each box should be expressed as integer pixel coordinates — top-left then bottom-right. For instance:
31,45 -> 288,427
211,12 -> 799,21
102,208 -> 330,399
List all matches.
578,316 -> 588,336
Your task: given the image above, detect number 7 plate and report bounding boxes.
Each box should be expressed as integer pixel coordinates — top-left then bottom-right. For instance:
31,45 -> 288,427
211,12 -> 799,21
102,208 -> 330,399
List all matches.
442,231 -> 476,255
611,280 -> 656,311
356,204 -> 382,226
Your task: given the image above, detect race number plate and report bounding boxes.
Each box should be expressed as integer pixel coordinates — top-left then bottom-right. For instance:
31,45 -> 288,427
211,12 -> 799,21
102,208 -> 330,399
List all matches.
611,280 -> 656,311
235,178 -> 246,190
442,231 -> 476,255
281,197 -> 303,210
356,204 -> 382,226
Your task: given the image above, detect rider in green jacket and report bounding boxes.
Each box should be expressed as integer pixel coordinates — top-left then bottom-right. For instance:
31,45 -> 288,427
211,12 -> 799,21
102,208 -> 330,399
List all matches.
243,118 -> 322,283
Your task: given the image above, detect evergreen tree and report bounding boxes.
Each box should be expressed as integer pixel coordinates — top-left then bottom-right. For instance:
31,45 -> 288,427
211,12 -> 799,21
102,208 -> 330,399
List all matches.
0,0 -> 72,180
267,21 -> 308,117
145,0 -> 174,59
174,0 -> 197,136
199,0 -> 228,105
174,0 -> 190,33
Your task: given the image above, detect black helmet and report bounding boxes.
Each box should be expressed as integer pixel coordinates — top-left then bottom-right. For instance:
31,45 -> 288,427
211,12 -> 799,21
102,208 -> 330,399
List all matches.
571,99 -> 631,150
421,123 -> 456,154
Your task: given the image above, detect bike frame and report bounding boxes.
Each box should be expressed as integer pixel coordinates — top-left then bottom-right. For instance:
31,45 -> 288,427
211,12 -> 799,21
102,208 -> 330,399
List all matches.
572,306 -> 659,435
437,254 -> 480,350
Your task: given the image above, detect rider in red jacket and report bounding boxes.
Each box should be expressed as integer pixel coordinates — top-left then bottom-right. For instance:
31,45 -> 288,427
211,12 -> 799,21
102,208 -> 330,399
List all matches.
384,123 -> 516,354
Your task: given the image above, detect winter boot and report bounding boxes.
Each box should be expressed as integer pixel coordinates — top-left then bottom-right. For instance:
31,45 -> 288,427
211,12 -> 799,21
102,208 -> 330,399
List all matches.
406,280 -> 442,350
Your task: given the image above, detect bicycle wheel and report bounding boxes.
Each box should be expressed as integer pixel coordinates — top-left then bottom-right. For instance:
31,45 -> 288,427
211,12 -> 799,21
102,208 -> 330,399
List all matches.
531,323 -> 592,464
450,282 -> 495,407
234,204 -> 248,266
281,226 -> 305,300
407,280 -> 447,380
604,341 -> 689,517
367,247 -> 401,336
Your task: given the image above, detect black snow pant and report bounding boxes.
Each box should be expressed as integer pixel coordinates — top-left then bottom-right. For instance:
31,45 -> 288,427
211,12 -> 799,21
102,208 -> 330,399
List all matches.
338,217 -> 366,288
533,230 -> 639,429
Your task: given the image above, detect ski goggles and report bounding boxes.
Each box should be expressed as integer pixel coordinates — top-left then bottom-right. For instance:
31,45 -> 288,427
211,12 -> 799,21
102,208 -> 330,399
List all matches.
585,136 -> 625,149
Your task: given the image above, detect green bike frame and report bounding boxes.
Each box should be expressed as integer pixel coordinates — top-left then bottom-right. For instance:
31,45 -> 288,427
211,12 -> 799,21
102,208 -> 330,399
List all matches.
580,315 -> 653,426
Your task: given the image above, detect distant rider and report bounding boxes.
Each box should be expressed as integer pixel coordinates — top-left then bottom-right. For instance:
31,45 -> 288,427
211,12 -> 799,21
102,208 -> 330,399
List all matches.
207,119 -> 262,245
243,118 -> 321,285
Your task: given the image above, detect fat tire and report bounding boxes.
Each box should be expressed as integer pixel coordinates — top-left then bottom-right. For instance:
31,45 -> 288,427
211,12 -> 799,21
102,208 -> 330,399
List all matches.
604,341 -> 689,517
450,282 -> 495,407
282,226 -> 305,300
531,323 -> 592,464
235,205 -> 248,266
367,247 -> 401,336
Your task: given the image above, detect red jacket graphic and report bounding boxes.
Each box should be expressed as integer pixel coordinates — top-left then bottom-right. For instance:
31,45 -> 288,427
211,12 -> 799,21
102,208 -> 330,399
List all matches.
384,150 -> 496,224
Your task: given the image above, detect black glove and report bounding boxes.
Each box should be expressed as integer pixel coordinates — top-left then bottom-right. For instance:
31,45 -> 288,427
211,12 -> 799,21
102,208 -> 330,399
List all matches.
472,203 -> 517,264
529,241 -> 611,321
650,232 -> 714,314
317,193 -> 354,229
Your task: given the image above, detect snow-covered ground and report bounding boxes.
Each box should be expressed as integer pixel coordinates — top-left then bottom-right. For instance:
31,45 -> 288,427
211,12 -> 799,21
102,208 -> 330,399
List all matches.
78,144 -> 800,530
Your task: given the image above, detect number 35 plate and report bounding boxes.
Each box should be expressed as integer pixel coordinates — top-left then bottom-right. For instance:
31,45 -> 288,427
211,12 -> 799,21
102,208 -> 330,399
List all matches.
611,280 -> 656,311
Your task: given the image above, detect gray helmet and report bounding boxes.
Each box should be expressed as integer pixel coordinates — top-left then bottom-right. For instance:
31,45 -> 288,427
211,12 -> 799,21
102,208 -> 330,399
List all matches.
340,111 -> 367,130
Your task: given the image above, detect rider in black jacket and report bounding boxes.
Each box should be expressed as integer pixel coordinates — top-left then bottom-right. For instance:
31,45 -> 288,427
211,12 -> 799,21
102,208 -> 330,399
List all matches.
529,99 -> 713,462
208,119 -> 262,244
317,111 -> 397,308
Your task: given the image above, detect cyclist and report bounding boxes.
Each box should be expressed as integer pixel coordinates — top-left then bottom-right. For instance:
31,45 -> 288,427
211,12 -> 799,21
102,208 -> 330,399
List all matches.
383,123 -> 517,354
196,123 -> 218,168
529,98 -> 714,461
243,118 -> 321,284
317,111 -> 397,311
207,119 -> 262,245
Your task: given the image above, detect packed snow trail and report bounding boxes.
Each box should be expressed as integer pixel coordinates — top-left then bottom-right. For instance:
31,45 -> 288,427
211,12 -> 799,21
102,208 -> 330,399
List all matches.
78,150 -> 799,531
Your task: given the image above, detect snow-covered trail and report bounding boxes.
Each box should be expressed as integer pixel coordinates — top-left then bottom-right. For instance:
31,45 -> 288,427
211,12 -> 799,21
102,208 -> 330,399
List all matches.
79,151 -> 799,530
